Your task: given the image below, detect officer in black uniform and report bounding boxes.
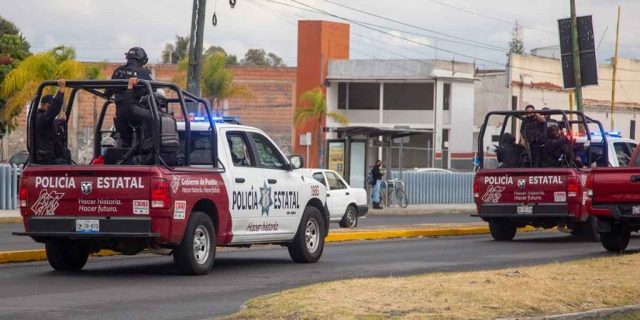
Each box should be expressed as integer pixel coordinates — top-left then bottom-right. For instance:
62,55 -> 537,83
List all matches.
519,105 -> 546,167
106,47 -> 153,148
34,79 -> 66,164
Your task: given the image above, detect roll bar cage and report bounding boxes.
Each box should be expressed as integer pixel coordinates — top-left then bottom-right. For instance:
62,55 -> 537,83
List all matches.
27,79 -> 218,167
477,110 -> 607,169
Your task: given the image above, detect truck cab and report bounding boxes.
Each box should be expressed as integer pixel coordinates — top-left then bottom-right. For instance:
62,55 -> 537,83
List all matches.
474,110 -> 608,241
15,80 -> 328,275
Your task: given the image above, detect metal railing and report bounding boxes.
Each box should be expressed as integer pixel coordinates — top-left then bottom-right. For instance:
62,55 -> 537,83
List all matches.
389,171 -> 474,204
0,164 -> 20,210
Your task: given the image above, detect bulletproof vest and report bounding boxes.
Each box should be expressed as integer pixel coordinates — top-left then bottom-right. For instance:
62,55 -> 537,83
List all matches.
522,118 -> 544,142
160,112 -> 180,152
111,63 -> 153,99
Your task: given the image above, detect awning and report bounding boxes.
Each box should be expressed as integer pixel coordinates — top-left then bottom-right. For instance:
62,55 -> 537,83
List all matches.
331,126 -> 433,139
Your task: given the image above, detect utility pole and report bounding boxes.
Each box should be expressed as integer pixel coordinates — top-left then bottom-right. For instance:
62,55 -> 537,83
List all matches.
610,5 -> 621,130
570,0 -> 583,111
187,0 -> 207,96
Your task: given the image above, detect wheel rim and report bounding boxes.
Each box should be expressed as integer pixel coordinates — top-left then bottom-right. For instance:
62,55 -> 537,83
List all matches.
305,218 -> 320,253
346,209 -> 356,227
193,225 -> 211,264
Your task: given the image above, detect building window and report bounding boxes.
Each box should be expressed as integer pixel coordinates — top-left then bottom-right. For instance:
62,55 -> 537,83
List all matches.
338,83 -> 347,109
348,83 -> 380,110
383,83 -> 434,110
443,83 -> 451,111
511,95 -> 518,110
631,120 -> 636,140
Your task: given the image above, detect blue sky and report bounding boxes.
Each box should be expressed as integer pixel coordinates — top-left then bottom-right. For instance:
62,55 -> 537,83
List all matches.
2,0 -> 636,68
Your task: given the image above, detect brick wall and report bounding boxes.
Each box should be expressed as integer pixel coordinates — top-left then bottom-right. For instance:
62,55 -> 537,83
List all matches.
1,63 -> 296,162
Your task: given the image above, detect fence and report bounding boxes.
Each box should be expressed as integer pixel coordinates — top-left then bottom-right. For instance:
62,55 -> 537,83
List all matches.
0,164 -> 20,210
389,171 -> 475,204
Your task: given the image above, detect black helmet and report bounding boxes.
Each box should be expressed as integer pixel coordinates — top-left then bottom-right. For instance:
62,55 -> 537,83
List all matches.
125,47 -> 148,65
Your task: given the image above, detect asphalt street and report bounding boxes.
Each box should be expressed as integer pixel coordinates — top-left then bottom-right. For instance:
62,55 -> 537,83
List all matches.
0,232 -> 636,320
0,213 -> 482,251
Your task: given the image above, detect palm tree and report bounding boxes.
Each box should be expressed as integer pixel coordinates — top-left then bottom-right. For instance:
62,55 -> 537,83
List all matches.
173,52 -> 252,114
0,46 -> 85,131
294,87 -> 348,167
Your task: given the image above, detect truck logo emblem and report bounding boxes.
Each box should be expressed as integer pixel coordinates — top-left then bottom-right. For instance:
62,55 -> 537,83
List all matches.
31,189 -> 65,216
171,176 -> 181,193
481,185 -> 505,204
259,182 -> 274,216
517,179 -> 526,189
81,181 -> 93,195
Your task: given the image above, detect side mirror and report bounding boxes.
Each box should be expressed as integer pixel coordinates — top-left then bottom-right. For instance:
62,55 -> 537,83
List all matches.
289,155 -> 304,169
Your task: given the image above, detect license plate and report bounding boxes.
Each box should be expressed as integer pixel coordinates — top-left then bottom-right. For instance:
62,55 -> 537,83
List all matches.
76,220 -> 99,233
517,205 -> 533,215
632,206 -> 640,216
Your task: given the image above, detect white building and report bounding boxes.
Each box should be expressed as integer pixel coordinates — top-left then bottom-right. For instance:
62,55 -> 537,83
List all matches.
323,59 -> 477,181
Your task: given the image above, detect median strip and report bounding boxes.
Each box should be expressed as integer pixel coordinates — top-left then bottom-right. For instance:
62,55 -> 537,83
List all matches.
0,249 -> 117,264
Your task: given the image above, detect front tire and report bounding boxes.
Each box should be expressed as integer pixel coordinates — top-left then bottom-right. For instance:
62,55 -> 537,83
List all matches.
600,224 -> 631,252
339,205 -> 358,228
489,220 -> 517,241
288,206 -> 326,263
45,240 -> 90,271
173,211 -> 216,275
397,189 -> 408,208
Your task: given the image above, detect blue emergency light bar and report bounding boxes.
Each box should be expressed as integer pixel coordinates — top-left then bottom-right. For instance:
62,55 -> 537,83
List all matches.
590,131 -> 622,138
189,115 -> 241,124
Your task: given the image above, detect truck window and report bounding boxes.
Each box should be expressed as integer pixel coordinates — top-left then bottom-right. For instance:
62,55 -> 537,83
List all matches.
189,131 -> 213,165
226,132 -> 254,167
614,142 -> 632,167
249,132 -> 286,170
326,172 -> 347,190
312,172 -> 326,186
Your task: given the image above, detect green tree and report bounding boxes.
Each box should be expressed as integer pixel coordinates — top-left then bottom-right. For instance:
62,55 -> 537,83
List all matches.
161,35 -> 190,64
294,87 -> 348,165
0,46 -> 86,132
508,20 -> 524,55
226,54 -> 238,65
241,48 -> 286,67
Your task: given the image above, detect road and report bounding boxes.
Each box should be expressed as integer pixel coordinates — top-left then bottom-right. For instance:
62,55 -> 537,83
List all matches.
0,232 -> 636,320
0,213 -> 482,251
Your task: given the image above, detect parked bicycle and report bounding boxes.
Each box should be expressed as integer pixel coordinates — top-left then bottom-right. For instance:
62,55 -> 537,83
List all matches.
381,178 -> 408,208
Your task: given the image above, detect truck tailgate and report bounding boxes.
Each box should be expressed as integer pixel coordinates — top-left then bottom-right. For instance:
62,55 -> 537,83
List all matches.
22,166 -> 155,218
591,168 -> 640,204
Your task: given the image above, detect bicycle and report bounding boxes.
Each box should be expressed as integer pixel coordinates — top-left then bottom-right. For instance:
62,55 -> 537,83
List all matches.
380,178 -> 408,208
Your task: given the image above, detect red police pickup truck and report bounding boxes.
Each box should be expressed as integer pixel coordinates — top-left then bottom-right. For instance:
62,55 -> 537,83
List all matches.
586,144 -> 640,252
14,80 -> 328,275
474,110 -> 608,241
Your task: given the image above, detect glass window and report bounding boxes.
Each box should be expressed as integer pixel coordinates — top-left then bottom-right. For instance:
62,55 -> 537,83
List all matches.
383,83 -> 434,110
614,142 -> 632,167
179,130 -> 214,166
338,83 -> 347,109
312,172 -> 326,186
249,132 -> 286,169
326,172 -> 347,190
348,83 -> 380,110
443,83 -> 451,111
226,133 -> 254,167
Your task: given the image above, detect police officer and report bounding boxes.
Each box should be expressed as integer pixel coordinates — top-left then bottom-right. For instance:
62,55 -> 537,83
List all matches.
519,105 -> 546,167
34,79 -> 66,164
106,47 -> 153,148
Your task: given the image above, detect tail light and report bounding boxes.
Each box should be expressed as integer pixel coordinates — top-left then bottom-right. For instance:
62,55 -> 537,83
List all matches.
19,177 -> 27,208
586,174 -> 594,197
151,178 -> 170,209
567,176 -> 579,198
473,178 -> 479,198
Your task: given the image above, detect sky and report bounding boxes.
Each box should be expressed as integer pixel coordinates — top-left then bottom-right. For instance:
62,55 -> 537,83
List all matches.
2,0 -> 638,69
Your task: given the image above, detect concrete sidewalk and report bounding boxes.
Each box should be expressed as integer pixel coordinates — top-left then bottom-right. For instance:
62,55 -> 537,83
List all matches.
368,204 -> 476,216
0,210 -> 21,223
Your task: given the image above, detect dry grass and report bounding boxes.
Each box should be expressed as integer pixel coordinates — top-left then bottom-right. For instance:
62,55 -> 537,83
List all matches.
222,253 -> 640,320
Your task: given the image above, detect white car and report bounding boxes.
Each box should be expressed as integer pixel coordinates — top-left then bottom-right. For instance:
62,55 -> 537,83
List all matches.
298,169 -> 368,228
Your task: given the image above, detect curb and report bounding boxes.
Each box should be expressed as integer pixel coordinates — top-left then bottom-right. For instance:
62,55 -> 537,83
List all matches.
0,249 -> 117,264
0,217 -> 22,224
0,225 -> 536,265
496,304 -> 640,320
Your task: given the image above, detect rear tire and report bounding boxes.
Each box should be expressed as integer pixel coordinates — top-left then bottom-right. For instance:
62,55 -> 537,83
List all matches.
397,189 -> 408,208
489,220 -> 517,241
173,211 -> 216,275
339,205 -> 358,228
45,240 -> 90,271
288,206 -> 326,263
600,224 -> 631,252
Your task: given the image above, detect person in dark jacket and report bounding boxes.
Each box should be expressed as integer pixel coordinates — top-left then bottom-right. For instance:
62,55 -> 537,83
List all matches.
542,126 -> 572,167
34,79 -> 66,164
106,47 -> 153,148
118,78 -> 179,166
519,105 -> 546,167
370,160 -> 385,209
496,132 -> 522,168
